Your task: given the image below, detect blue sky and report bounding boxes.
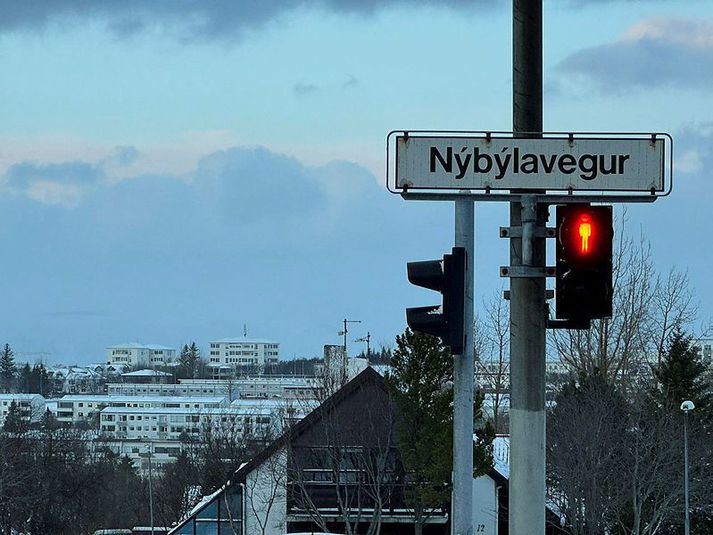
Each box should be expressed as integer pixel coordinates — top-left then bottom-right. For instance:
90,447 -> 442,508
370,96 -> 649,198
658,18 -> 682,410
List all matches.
0,0 -> 711,363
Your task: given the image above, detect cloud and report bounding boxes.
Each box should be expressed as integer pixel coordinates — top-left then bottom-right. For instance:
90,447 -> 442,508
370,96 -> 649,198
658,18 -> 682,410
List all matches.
343,75 -> 359,89
556,17 -> 713,92
191,146 -> 327,227
3,160 -> 105,206
103,146 -> 140,167
293,82 -> 320,97
1,1 -> 496,43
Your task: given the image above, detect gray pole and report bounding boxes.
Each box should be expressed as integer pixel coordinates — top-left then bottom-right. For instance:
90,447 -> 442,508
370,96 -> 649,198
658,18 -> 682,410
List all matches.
453,199 -> 475,535
684,411 -> 690,535
510,1 -> 546,534
148,445 -> 155,535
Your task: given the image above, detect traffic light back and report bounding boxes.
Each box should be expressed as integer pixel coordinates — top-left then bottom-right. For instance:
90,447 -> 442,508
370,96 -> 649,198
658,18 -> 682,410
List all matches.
406,247 -> 466,354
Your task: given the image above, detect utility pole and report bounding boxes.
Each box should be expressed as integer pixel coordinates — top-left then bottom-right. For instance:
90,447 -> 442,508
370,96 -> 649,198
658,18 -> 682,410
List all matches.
452,200 -> 475,535
509,1 -> 546,534
355,332 -> 371,357
341,318 -> 362,355
147,445 -> 155,535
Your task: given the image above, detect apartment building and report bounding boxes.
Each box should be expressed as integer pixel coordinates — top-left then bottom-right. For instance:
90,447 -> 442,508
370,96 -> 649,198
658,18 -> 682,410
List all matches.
207,338 -> 279,371
97,397 -> 310,470
54,395 -> 227,426
106,377 -> 318,400
106,380 -> 233,399
0,394 -> 46,427
106,343 -> 177,367
99,402 -> 280,442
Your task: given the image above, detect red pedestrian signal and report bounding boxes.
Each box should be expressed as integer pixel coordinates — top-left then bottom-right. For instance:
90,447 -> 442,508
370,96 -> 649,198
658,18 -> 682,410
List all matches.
577,215 -> 592,254
555,204 -> 613,321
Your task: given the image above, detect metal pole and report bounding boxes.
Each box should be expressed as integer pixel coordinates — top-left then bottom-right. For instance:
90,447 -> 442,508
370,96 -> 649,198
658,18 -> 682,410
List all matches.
684,411 -> 690,535
510,1 -> 546,534
148,446 -> 155,535
453,199 -> 475,535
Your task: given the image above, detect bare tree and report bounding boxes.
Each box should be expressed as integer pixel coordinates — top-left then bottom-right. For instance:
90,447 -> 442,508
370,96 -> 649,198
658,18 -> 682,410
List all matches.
287,381 -> 398,535
0,435 -> 35,535
547,373 -> 630,535
550,213 -> 699,384
611,393 -> 682,535
475,291 -> 510,433
648,268 -> 699,366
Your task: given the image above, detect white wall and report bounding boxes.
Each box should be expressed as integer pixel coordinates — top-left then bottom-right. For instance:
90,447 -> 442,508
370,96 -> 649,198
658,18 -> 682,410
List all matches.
244,448 -> 288,535
472,475 -> 499,534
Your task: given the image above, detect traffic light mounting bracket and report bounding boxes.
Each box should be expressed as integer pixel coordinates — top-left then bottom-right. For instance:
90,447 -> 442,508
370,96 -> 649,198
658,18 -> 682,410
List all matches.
545,304 -> 591,330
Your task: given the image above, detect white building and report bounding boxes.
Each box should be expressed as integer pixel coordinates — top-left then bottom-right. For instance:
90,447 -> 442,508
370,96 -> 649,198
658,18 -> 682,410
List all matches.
47,365 -> 105,394
54,394 -> 227,426
96,397 -> 312,471
207,338 -> 280,371
107,380 -> 233,398
0,394 -> 46,427
106,343 -> 177,368
106,377 -> 318,401
99,401 -> 282,442
693,337 -> 713,366
230,376 -> 319,400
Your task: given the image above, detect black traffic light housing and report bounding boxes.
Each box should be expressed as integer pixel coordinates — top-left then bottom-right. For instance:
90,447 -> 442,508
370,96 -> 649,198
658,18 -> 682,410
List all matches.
555,204 -> 613,322
406,247 -> 466,354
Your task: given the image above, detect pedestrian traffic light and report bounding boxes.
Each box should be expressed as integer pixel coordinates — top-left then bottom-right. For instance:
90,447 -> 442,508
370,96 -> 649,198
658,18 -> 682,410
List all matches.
555,204 -> 613,321
406,247 -> 466,354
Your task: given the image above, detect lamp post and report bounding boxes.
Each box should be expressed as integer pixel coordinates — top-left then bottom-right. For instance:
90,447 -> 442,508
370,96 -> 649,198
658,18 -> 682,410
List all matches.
680,399 -> 695,535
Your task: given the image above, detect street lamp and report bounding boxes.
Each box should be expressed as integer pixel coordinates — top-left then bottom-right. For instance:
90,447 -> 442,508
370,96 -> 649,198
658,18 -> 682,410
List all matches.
680,399 -> 695,535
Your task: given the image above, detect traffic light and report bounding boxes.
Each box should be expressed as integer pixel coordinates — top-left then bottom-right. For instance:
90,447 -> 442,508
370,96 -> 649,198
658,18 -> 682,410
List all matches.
555,204 -> 613,321
406,247 -> 466,354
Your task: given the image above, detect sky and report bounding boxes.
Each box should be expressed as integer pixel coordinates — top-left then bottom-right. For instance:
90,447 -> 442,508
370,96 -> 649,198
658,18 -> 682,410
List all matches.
0,0 -> 711,364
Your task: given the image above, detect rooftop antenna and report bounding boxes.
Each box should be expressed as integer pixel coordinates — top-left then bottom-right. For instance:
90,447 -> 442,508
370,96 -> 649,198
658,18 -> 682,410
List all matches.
243,324 -> 248,338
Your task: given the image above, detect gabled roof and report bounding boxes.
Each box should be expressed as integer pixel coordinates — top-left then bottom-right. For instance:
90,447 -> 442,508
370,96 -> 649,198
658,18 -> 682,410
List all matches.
168,367 -> 386,534
232,366 -> 387,483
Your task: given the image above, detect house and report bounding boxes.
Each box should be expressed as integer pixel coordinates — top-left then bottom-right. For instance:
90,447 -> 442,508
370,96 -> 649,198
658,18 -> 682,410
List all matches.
168,368 -> 565,535
0,394 -> 46,427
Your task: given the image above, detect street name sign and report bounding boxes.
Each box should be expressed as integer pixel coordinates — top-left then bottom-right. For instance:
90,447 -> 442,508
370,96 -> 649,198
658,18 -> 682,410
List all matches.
390,132 -> 671,195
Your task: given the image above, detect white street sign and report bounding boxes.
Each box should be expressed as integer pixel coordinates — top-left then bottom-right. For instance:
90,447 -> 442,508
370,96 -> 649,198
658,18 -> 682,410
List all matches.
395,134 -> 667,193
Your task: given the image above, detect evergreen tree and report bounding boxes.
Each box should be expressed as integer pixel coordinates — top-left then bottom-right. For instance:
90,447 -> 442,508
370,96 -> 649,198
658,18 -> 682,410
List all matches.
2,401 -> 27,434
385,328 -> 493,535
178,343 -> 200,379
30,363 -> 50,395
654,328 -> 711,409
0,344 -> 16,393
18,363 -> 32,393
40,408 -> 58,432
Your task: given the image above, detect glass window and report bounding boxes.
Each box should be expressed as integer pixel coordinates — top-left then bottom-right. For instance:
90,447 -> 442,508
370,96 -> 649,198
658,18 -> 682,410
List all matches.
221,488 -> 242,520
220,521 -> 238,533
197,501 -> 218,520
173,523 -> 194,534
194,522 -> 218,535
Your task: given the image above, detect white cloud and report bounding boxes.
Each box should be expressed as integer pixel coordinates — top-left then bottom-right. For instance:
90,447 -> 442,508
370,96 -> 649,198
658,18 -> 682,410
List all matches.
676,149 -> 703,174
623,17 -> 713,49
25,181 -> 85,207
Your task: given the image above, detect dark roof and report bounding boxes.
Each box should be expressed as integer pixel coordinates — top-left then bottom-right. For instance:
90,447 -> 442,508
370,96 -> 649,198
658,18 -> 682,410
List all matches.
233,366 -> 388,482
169,367 -> 387,533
